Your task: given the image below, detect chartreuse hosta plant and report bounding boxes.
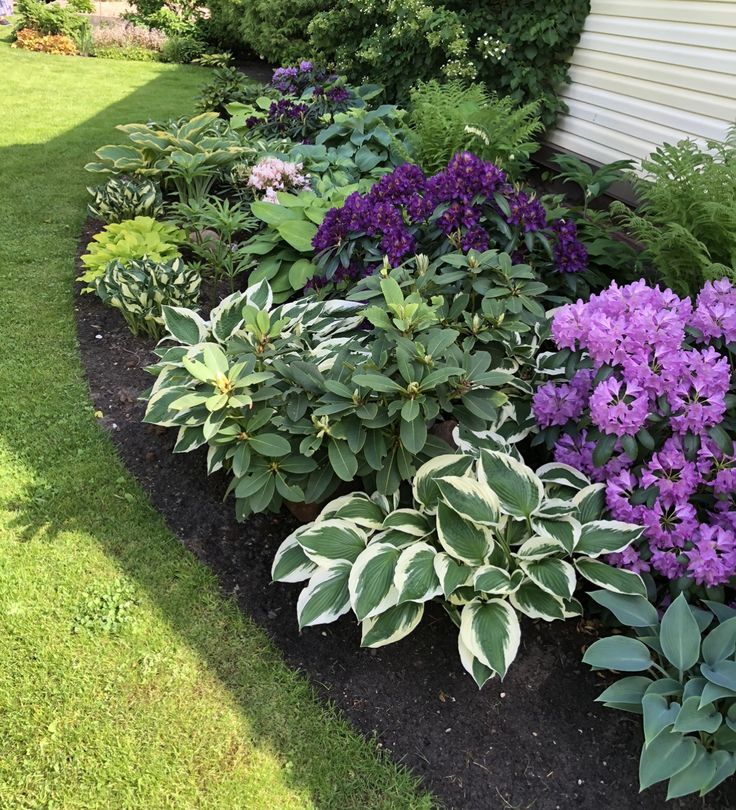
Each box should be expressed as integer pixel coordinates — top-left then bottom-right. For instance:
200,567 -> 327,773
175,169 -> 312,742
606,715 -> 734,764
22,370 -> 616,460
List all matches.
272,451 -> 646,687
584,593 -> 736,799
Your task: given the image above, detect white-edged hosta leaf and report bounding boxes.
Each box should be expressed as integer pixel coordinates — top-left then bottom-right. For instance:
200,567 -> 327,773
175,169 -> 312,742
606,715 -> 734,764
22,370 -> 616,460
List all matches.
297,562 -> 351,628
436,501 -> 494,566
296,519 -> 367,567
458,633 -> 496,689
209,290 -> 246,342
575,520 -> 644,557
317,492 -> 386,530
516,535 -> 569,560
162,305 -> 209,345
477,450 -> 543,518
394,543 -> 441,603
460,599 -> 521,679
436,476 -> 500,526
412,454 -> 474,510
572,483 -> 606,523
173,425 -> 206,453
349,542 -> 400,621
272,529 -> 317,583
531,517 -> 580,553
520,558 -> 576,600
369,528 -> 419,550
510,581 -> 565,621
434,552 -> 473,598
382,508 -> 433,537
575,558 -> 647,596
360,602 -> 424,648
563,597 -> 584,618
532,498 -> 577,519
536,462 -> 590,490
474,566 -> 524,595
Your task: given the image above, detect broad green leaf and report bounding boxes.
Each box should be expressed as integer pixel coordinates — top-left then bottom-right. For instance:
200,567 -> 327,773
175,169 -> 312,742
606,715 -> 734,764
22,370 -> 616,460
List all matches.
596,676 -> 652,708
583,636 -> 653,671
642,693 -> 681,745
349,542 -> 400,621
394,543 -> 441,604
361,602 -> 424,648
297,562 -> 352,628
250,200 -> 301,225
661,594 -> 701,672
478,450 -> 543,518
702,617 -> 736,667
248,432 -> 291,457
666,746 -> 715,799
328,439 -> 359,482
412,454 -> 474,510
460,600 -> 521,679
574,520 -> 643,557
673,696 -> 722,734
296,519 -> 367,567
519,558 -> 576,599
699,681 -> 736,710
701,660 -> 736,691
509,581 -> 565,621
436,502 -> 494,566
588,590 -> 659,628
639,728 -> 697,790
271,529 -> 317,583
277,219 -> 318,252
575,558 -> 647,596
436,475 -> 500,526
698,750 -> 736,796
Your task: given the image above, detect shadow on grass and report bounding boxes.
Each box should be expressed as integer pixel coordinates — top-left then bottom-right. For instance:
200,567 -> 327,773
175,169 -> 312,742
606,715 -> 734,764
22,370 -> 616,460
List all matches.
0,59 -> 430,810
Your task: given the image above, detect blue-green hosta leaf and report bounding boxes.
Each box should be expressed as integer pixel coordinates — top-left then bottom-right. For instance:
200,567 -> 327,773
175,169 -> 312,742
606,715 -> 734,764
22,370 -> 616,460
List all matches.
412,454 -> 474,510
673,696 -> 722,734
474,566 -> 523,596
520,558 -> 576,600
702,617 -> 736,667
435,476 -> 500,526
668,746 -> 717,800
704,600 -> 736,624
349,542 -> 400,621
596,676 -> 652,710
272,528 -> 317,583
639,728 -> 697,790
571,483 -> 607,523
433,552 -> 473,599
360,602 -> 424,648
661,594 -> 701,672
575,558 -> 647,596
588,590 -> 659,628
699,681 -> 736,710
297,562 -> 352,628
477,450 -> 543,519
583,636 -> 653,671
510,580 -> 565,621
642,694 -> 681,745
701,660 -> 736,691
460,600 -> 521,679
317,493 -> 386,531
536,462 -> 591,490
698,750 -> 736,796
394,543 -> 441,604
296,519 -> 368,567
382,509 -> 433,537
162,305 -> 209,345
574,520 -> 644,558
458,634 -> 496,689
436,502 -> 494,566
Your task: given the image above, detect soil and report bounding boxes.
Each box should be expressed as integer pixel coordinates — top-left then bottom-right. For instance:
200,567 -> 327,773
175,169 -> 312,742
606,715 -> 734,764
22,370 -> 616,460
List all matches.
74,222 -> 736,810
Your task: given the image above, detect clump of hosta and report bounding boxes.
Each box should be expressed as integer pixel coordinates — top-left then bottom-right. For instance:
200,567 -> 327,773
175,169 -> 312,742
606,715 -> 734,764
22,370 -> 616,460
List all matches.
272,450 -> 647,686
94,257 -> 201,338
87,177 -> 164,224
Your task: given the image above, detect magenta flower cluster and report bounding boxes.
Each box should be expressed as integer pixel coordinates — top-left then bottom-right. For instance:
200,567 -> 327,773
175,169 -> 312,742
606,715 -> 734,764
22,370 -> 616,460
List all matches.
311,152 -> 588,280
533,278 -> 736,590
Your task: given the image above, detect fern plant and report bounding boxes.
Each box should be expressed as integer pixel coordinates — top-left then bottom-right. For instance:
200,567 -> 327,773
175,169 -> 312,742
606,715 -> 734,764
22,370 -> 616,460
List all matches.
407,79 -> 542,177
614,127 -> 736,297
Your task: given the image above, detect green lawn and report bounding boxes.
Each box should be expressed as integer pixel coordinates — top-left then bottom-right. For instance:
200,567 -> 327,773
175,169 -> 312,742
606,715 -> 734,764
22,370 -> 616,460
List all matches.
0,40 -> 431,810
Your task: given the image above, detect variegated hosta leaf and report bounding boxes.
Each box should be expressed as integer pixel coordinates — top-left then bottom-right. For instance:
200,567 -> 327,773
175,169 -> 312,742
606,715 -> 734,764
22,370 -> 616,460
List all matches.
297,562 -> 351,628
477,450 -> 543,519
369,528 -> 421,549
394,543 -> 441,603
474,566 -> 524,595
572,483 -> 607,523
361,602 -> 424,648
348,542 -> 401,621
436,475 -> 501,527
516,535 -> 569,560
536,462 -> 591,491
460,599 -> 521,679
296,519 -> 368,567
563,597 -> 584,618
412,454 -> 474,510
510,581 -> 566,621
317,492 -> 386,531
272,528 -> 317,583
531,517 -> 580,553
519,558 -> 576,600
436,502 -> 494,566
209,290 -> 247,343
575,558 -> 647,596
458,633 -> 496,689
173,424 -> 206,453
574,520 -> 644,558
244,277 -> 273,311
162,305 -> 209,346
434,552 -> 473,599
382,508 -> 433,537
532,498 -> 577,519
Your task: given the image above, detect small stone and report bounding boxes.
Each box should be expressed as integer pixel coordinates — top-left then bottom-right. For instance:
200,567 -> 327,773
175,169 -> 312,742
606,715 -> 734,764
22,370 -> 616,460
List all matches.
95,334 -> 103,340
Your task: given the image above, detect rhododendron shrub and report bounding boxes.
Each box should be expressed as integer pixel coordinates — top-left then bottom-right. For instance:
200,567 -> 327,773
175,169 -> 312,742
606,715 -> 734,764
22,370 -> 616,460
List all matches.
533,279 -> 736,599
311,152 -> 588,288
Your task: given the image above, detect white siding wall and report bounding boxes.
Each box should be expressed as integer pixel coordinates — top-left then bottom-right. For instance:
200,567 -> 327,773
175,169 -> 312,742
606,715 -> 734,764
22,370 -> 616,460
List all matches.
546,0 -> 736,166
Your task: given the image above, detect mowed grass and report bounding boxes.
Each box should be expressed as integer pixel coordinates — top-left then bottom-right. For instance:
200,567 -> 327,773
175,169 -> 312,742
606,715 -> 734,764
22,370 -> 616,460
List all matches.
0,39 -> 432,810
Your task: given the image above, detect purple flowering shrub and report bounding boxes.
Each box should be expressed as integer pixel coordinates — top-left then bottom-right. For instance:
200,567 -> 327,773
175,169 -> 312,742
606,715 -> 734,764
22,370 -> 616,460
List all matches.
533,278 -> 736,599
310,152 -> 588,288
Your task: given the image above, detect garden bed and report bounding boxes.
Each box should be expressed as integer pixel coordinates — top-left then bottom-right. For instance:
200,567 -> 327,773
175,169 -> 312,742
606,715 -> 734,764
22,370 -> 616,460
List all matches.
75,224 -> 736,810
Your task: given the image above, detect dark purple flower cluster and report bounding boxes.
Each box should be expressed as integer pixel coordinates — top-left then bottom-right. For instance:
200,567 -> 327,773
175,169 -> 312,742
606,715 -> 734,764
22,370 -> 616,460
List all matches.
304,261 -> 369,292
533,278 -> 736,590
270,61 -> 332,96
311,153 -> 588,279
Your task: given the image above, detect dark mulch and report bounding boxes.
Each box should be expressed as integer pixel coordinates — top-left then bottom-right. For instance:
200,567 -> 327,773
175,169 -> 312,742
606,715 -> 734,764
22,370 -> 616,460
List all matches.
74,224 -> 735,810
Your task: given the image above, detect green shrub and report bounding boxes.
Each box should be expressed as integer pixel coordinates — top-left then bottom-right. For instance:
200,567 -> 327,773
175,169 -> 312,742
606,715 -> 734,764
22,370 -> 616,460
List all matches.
194,66 -> 263,116
94,257 -> 201,338
79,216 -> 185,285
93,45 -> 161,62
160,34 -> 204,63
87,177 -> 164,224
124,0 -> 204,35
407,80 -> 542,176
14,0 -> 91,41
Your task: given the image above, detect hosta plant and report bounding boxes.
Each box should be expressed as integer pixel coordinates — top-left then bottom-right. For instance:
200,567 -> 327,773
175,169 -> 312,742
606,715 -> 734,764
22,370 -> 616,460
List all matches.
272,451 -> 646,686
94,257 -> 201,338
584,592 -> 736,799
78,216 -> 185,286
87,176 -> 163,224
